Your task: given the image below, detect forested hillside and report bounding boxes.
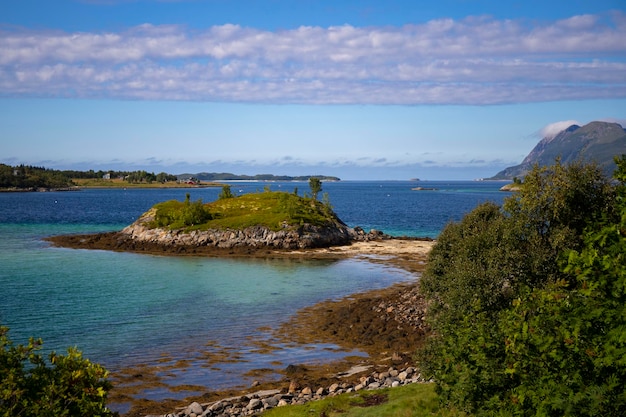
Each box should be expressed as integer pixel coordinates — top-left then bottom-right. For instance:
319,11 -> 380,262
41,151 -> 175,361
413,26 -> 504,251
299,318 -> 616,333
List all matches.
0,164 -> 74,190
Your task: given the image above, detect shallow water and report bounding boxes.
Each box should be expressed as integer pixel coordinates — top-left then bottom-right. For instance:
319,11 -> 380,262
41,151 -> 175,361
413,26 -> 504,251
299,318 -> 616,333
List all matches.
0,181 -> 507,410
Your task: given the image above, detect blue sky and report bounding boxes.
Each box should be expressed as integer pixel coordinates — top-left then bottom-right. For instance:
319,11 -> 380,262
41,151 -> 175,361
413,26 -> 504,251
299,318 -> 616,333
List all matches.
1,0 -> 625,180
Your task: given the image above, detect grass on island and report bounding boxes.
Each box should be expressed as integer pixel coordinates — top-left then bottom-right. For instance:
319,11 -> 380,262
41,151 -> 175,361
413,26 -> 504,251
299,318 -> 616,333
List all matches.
149,190 -> 339,232
259,383 -> 462,417
71,178 -> 221,188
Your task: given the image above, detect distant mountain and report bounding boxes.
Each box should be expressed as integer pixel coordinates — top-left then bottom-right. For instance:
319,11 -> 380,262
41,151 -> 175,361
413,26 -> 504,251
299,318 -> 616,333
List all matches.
491,121 -> 626,180
177,172 -> 341,182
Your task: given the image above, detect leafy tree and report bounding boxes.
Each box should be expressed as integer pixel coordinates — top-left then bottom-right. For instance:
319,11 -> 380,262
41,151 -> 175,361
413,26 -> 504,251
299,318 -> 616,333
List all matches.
155,172 -> 176,183
502,155 -> 626,416
309,177 -> 322,200
418,159 -> 616,414
218,184 -> 235,199
0,326 -> 115,417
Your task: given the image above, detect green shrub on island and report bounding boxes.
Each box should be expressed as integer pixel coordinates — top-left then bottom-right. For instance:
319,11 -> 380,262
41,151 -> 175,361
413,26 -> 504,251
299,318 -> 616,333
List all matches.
152,192 -> 213,229
0,326 -> 115,417
418,156 -> 626,416
150,189 -> 338,232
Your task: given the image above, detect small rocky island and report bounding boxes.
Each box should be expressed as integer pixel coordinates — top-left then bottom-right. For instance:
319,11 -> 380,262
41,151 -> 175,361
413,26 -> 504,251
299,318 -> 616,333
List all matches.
45,187 -> 436,417
47,188 -> 390,255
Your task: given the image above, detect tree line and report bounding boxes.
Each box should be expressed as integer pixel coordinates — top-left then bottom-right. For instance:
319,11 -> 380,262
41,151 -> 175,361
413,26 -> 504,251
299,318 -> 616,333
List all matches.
0,164 -> 74,190
0,164 -> 178,189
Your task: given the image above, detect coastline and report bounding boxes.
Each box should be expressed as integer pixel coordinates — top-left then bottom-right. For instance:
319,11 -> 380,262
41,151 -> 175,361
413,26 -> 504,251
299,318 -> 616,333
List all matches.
46,234 -> 434,416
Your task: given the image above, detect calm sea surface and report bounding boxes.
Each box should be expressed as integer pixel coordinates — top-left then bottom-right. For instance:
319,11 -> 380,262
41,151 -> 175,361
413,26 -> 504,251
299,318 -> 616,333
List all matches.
0,181 -> 507,409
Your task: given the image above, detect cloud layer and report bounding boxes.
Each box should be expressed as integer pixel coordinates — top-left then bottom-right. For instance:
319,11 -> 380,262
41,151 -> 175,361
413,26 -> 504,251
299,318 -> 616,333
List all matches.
1,12 -> 625,104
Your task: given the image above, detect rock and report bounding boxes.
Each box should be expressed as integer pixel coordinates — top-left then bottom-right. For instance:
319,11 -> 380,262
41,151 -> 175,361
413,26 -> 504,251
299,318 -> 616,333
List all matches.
153,363 -> 433,416
186,401 -> 204,416
262,396 -> 279,408
246,398 -> 262,410
118,211 -> 356,251
208,401 -> 226,412
288,380 -> 299,393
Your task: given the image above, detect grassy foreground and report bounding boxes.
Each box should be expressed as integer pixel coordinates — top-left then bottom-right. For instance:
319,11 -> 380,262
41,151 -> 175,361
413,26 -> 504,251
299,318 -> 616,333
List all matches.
259,383 -> 459,417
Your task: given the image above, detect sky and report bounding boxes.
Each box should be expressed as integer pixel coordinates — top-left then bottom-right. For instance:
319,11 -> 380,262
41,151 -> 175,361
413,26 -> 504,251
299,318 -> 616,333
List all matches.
1,0 -> 625,180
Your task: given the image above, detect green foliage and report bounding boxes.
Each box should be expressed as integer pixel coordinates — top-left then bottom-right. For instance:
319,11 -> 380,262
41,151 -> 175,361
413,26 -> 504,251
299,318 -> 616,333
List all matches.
0,164 -> 74,189
152,194 -> 212,229
218,184 -> 235,199
207,191 -> 339,231
419,202 -> 519,412
502,155 -> 626,416
322,192 -> 333,211
418,158 -> 618,415
0,326 -> 115,417
0,164 -> 182,189
125,170 -> 156,184
309,177 -> 322,200
149,191 -> 339,232
155,172 -> 177,183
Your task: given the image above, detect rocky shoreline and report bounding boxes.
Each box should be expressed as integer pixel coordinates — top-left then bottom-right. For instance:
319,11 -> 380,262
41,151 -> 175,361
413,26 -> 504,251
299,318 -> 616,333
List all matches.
127,281 -> 432,417
45,204 -> 410,256
46,220 -> 435,417
148,364 -> 431,417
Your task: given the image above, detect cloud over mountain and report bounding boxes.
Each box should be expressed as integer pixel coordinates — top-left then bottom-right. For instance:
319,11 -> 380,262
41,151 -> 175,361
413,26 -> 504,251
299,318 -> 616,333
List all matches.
539,120 -> 581,139
1,12 -> 625,104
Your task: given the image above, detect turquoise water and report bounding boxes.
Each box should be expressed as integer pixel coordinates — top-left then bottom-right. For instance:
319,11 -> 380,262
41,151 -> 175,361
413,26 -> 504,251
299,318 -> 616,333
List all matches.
0,181 -> 507,409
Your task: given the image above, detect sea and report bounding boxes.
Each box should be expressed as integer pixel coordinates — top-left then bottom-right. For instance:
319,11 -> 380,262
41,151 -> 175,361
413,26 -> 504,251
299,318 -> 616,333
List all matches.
0,180 -> 508,412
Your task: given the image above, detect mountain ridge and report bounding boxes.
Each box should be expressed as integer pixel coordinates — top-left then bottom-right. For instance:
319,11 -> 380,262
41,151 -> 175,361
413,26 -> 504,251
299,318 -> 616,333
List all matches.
491,121 -> 626,180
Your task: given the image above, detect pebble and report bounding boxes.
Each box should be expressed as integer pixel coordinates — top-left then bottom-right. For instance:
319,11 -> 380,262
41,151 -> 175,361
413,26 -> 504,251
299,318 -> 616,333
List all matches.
148,365 -> 430,417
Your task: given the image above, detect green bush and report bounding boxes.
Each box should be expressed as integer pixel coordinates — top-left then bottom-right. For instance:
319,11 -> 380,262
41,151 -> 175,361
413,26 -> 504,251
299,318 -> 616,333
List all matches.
0,326 -> 115,417
152,193 -> 212,229
218,184 -> 235,199
502,156 -> 626,416
309,177 -> 322,200
418,158 -> 620,415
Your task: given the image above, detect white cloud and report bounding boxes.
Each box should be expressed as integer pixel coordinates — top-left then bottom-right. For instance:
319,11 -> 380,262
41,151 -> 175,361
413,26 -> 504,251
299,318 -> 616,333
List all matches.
538,120 -> 581,139
1,12 -> 625,104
